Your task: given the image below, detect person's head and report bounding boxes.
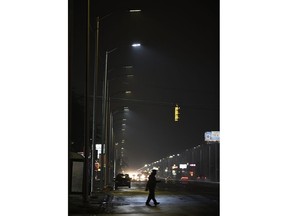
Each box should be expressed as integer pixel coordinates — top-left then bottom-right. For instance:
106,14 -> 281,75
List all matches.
151,169 -> 157,175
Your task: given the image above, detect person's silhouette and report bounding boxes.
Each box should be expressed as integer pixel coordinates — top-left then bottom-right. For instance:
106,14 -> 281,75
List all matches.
145,169 -> 161,206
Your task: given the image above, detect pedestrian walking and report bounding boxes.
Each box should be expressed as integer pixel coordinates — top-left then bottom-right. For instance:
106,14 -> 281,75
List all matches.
145,169 -> 161,206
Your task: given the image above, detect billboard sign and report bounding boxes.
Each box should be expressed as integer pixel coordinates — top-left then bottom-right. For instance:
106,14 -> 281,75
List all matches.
96,144 -> 102,158
179,164 -> 187,169
205,131 -> 220,142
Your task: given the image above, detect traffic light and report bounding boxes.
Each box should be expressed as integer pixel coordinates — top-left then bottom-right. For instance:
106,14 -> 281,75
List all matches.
174,104 -> 180,121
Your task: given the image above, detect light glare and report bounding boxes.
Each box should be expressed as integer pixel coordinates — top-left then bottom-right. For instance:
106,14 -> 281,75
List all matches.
129,9 -> 141,12
132,43 -> 141,47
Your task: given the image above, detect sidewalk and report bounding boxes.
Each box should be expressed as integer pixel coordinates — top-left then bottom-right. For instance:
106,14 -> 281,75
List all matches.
69,190 -> 114,214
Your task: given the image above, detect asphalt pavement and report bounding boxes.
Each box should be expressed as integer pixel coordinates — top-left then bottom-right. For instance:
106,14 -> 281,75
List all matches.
69,191 -> 113,215
69,181 -> 219,216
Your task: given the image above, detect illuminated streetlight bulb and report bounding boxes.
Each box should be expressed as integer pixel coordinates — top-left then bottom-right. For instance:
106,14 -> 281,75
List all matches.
123,65 -> 133,69
132,43 -> 141,47
129,9 -> 141,12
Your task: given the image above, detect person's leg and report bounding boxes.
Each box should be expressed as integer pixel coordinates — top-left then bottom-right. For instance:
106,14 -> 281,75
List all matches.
151,191 -> 156,203
146,191 -> 152,205
146,195 -> 151,203
151,189 -> 160,205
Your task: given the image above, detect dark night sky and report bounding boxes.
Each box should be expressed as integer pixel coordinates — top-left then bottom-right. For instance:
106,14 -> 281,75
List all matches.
70,0 -> 219,170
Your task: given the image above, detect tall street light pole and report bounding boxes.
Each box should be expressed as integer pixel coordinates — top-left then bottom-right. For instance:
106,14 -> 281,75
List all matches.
101,48 -> 117,189
102,44 -> 140,188
90,15 -> 99,195
102,51 -> 134,187
107,90 -> 132,185
96,10 -> 141,190
110,108 -> 130,176
91,13 -> 114,194
84,0 -> 91,203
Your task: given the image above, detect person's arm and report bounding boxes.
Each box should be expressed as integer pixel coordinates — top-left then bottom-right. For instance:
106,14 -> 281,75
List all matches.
145,180 -> 150,191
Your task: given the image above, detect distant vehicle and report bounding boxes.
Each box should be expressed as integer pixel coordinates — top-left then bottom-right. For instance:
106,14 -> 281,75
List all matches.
180,176 -> 189,184
114,173 -> 131,189
197,175 -> 207,181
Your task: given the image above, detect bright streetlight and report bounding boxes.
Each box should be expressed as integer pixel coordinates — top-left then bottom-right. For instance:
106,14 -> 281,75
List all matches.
132,43 -> 141,47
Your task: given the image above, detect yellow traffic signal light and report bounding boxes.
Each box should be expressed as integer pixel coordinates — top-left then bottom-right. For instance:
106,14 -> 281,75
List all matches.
174,104 -> 180,121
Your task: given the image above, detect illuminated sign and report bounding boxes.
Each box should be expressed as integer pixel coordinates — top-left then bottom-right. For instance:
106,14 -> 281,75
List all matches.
211,131 -> 220,138
179,164 -> 187,169
172,164 -> 178,169
96,144 -> 102,158
205,131 -> 220,142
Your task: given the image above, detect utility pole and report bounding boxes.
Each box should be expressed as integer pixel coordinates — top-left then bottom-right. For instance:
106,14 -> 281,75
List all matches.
83,0 -> 91,203
90,15 -> 100,195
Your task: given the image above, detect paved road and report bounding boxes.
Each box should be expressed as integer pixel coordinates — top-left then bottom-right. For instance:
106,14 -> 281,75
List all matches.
95,181 -> 219,216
